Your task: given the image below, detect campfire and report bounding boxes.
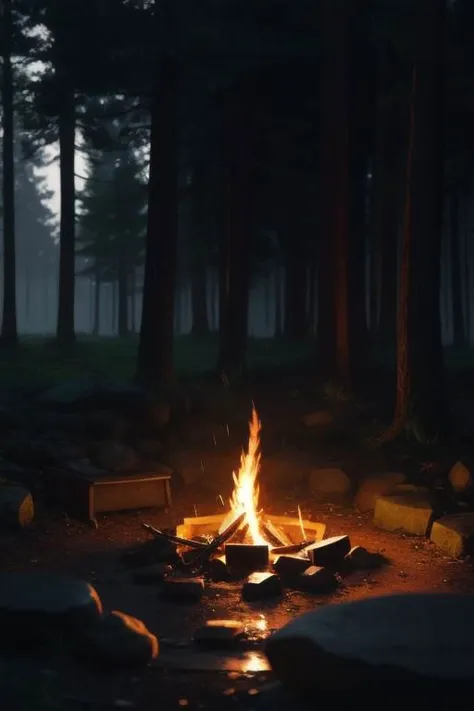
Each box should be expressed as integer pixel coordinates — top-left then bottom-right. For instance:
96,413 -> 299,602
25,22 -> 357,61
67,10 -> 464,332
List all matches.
143,407 -> 366,600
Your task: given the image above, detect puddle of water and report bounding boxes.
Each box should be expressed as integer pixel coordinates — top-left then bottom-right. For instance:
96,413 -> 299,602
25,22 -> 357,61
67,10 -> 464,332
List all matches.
152,649 -> 271,673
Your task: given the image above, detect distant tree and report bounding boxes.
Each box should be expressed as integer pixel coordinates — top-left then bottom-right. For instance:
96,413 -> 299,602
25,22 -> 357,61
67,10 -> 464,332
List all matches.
77,144 -> 147,338
1,0 -> 18,346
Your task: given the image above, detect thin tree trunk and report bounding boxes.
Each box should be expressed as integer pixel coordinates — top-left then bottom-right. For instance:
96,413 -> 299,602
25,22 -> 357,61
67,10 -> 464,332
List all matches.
117,253 -> 128,338
130,267 -> 136,334
136,55 -> 178,388
56,87 -> 76,346
463,197 -> 471,343
1,0 -> 18,347
450,192 -> 465,347
191,261 -> 209,336
93,268 -> 101,336
274,268 -> 282,338
317,0 -> 350,382
284,248 -> 307,341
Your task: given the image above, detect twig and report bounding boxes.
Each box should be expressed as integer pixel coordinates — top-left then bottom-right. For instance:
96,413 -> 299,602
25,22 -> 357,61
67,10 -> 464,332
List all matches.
142,523 -> 208,549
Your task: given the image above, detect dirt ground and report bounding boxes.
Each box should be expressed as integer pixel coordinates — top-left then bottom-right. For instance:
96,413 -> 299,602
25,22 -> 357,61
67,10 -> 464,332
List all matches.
1,490 -> 474,711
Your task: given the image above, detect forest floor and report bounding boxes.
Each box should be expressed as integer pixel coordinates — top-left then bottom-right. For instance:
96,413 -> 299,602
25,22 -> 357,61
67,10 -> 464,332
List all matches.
2,336 -> 474,710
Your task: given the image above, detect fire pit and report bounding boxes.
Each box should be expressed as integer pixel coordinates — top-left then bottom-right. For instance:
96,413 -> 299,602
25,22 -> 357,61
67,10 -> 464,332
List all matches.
141,407 -> 376,600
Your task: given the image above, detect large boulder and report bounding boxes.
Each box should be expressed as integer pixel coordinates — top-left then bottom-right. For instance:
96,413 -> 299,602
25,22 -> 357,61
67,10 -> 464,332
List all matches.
266,593 -> 474,692
0,483 -> 34,528
91,440 -> 139,472
0,573 -> 103,649
74,610 -> 158,669
309,468 -> 351,497
354,472 -> 406,513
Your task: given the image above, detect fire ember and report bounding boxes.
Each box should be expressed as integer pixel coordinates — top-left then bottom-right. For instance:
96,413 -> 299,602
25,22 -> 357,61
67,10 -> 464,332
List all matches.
142,407 -> 380,600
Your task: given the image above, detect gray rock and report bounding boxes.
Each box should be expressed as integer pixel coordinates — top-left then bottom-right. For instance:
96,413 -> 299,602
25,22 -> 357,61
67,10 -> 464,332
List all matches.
266,593 -> 474,692
0,573 -> 103,648
0,483 -> 34,528
132,564 -> 172,585
162,577 -> 205,602
75,610 -> 158,669
92,440 -> 139,472
194,620 -> 245,649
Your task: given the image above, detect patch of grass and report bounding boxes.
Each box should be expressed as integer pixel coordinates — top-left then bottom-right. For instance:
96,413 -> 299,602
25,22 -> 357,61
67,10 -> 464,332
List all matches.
0,335 -> 313,386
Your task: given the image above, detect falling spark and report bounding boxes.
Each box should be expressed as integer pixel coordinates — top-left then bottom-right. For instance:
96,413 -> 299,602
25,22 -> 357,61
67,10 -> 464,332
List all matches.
200,460 -> 205,473
212,433 -> 217,446
193,504 -> 198,517
225,423 -> 230,437
217,494 -> 225,508
297,505 -> 306,541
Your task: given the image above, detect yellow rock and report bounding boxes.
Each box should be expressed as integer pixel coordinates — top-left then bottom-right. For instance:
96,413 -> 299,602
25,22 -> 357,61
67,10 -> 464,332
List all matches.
373,494 -> 434,536
430,514 -> 474,558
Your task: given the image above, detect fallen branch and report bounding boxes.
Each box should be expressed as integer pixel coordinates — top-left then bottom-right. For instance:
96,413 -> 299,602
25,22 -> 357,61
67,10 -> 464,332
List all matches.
182,512 -> 246,570
142,523 -> 208,550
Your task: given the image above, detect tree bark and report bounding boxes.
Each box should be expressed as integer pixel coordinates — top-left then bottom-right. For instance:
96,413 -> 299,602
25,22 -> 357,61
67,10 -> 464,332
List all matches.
136,55 -> 178,388
390,0 -> 448,440
93,268 -> 101,336
117,251 -> 129,338
217,89 -> 253,375
450,192 -> 465,347
1,0 -> 18,347
317,0 -> 350,383
56,87 -> 76,346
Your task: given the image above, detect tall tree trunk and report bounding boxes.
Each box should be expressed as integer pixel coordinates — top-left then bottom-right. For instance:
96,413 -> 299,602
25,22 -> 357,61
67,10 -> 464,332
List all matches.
217,89 -> 253,375
56,88 -> 76,346
317,0 -> 350,382
390,0 -> 447,440
117,252 -> 128,338
136,55 -> 178,388
450,192 -> 465,347
93,268 -> 101,336
191,260 -> 209,336
284,246 -> 307,341
1,0 -> 18,347
130,268 -> 136,334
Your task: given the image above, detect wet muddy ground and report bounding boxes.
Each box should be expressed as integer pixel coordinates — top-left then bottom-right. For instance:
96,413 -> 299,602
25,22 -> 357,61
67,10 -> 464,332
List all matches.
1,491 -> 474,711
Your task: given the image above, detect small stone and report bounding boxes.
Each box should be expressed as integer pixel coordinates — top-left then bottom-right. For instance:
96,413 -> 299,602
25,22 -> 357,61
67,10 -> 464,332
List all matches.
304,535 -> 351,568
132,564 -> 172,585
344,546 -> 383,569
0,483 -> 34,528
121,538 -> 177,568
373,494 -> 435,536
295,566 -> 336,593
301,411 -> 333,427
75,610 -> 158,669
309,468 -> 351,496
273,554 -> 310,579
194,620 -> 245,649
162,577 -> 205,603
448,461 -> 473,493
354,473 -> 406,513
242,572 -> 282,602
430,513 -> 474,557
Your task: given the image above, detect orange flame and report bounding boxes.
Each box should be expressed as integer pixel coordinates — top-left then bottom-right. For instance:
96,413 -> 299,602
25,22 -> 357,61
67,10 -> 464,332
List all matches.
227,406 -> 268,546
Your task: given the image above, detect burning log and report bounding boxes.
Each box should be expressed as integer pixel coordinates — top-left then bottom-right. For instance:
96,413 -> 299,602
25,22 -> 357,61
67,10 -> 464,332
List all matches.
261,520 -> 292,547
271,541 -> 312,556
242,572 -> 282,601
141,523 -> 208,550
273,554 -> 311,578
304,535 -> 351,568
182,512 -> 246,569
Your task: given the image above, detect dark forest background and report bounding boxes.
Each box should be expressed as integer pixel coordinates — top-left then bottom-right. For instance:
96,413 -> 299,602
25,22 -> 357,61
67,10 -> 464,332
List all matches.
1,0 -> 473,441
